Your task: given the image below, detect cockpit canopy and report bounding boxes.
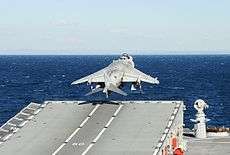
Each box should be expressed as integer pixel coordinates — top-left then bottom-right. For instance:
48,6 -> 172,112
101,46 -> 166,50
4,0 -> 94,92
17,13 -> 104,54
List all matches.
119,53 -> 131,60
119,53 -> 134,67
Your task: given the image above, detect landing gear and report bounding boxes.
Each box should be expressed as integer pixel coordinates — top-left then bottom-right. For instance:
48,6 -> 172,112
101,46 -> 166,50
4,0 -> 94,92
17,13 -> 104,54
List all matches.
131,82 -> 143,94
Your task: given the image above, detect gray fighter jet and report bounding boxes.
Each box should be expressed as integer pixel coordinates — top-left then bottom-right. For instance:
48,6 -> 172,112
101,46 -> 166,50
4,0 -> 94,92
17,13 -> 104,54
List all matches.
71,53 -> 159,98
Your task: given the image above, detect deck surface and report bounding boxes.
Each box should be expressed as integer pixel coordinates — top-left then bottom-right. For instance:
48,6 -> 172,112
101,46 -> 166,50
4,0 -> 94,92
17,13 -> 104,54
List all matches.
186,136 -> 230,155
0,101 -> 178,155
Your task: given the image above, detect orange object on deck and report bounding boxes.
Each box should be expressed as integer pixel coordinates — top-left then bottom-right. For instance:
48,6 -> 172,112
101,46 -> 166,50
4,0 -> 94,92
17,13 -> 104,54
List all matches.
172,137 -> 177,149
173,147 -> 184,155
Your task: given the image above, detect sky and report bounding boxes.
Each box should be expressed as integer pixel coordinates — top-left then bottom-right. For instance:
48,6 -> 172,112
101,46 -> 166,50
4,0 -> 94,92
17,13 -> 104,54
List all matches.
0,0 -> 230,55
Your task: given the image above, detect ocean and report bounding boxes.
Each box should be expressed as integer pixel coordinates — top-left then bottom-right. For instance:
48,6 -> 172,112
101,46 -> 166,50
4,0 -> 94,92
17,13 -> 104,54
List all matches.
0,55 -> 229,128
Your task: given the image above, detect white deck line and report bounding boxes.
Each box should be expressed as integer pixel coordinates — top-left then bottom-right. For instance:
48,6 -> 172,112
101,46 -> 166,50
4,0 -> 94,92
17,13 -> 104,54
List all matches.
80,117 -> 90,128
0,129 -> 9,132
25,107 -> 36,111
88,104 -> 100,116
51,104 -> 100,155
105,117 -> 115,128
18,120 -> 28,128
64,128 -> 81,143
20,112 -> 30,116
52,143 -> 66,155
7,123 -> 17,127
2,133 -> 13,141
13,117 -> 23,121
92,128 -> 107,143
81,144 -> 94,155
113,105 -> 123,116
82,104 -> 123,155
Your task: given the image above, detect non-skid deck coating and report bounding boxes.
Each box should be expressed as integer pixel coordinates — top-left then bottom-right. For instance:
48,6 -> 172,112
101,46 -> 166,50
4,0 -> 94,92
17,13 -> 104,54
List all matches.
0,101 -> 180,155
186,136 -> 230,155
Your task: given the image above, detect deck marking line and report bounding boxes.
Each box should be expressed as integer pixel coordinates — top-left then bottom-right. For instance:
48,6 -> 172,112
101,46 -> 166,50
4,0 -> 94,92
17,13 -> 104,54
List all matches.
20,112 -> 30,116
167,121 -> 173,128
80,117 -> 90,128
170,115 -> 175,120
25,107 -> 36,111
153,149 -> 158,155
81,104 -> 123,155
13,117 -> 24,121
2,133 -> 13,141
65,128 -> 81,143
105,117 -> 115,128
52,143 -> 66,155
7,123 -> 17,127
0,129 -> 9,132
88,104 -> 100,117
52,104 -> 100,155
173,109 -> 178,115
81,143 -> 94,155
160,134 -> 167,142
113,105 -> 123,116
92,128 -> 107,143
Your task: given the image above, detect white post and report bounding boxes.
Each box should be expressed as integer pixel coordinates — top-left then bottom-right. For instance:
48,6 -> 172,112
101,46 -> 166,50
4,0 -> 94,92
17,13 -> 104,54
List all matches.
191,99 -> 208,139
195,111 -> 207,138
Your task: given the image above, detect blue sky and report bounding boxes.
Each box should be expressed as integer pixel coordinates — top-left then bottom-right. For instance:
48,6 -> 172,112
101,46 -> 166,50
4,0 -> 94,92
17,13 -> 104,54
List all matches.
0,0 -> 230,55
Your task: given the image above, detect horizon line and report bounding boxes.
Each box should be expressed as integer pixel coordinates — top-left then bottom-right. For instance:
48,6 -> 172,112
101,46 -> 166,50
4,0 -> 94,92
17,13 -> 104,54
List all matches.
0,54 -> 230,56
0,50 -> 230,55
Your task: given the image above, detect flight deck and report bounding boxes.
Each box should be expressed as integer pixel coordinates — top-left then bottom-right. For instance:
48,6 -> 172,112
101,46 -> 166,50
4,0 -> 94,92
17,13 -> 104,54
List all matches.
0,101 -> 183,155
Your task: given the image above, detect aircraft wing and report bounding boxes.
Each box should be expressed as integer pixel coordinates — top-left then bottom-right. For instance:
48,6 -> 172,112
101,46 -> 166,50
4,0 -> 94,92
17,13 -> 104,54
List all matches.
122,67 -> 159,84
71,67 -> 107,85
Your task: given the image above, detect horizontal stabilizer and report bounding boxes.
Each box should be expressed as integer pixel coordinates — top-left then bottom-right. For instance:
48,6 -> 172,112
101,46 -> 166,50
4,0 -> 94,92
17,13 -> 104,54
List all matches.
85,87 -> 103,96
108,84 -> 127,96
71,80 -> 80,85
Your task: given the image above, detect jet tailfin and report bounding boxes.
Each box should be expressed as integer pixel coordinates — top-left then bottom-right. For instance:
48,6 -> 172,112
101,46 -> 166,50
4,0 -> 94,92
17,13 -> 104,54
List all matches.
107,84 -> 128,96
